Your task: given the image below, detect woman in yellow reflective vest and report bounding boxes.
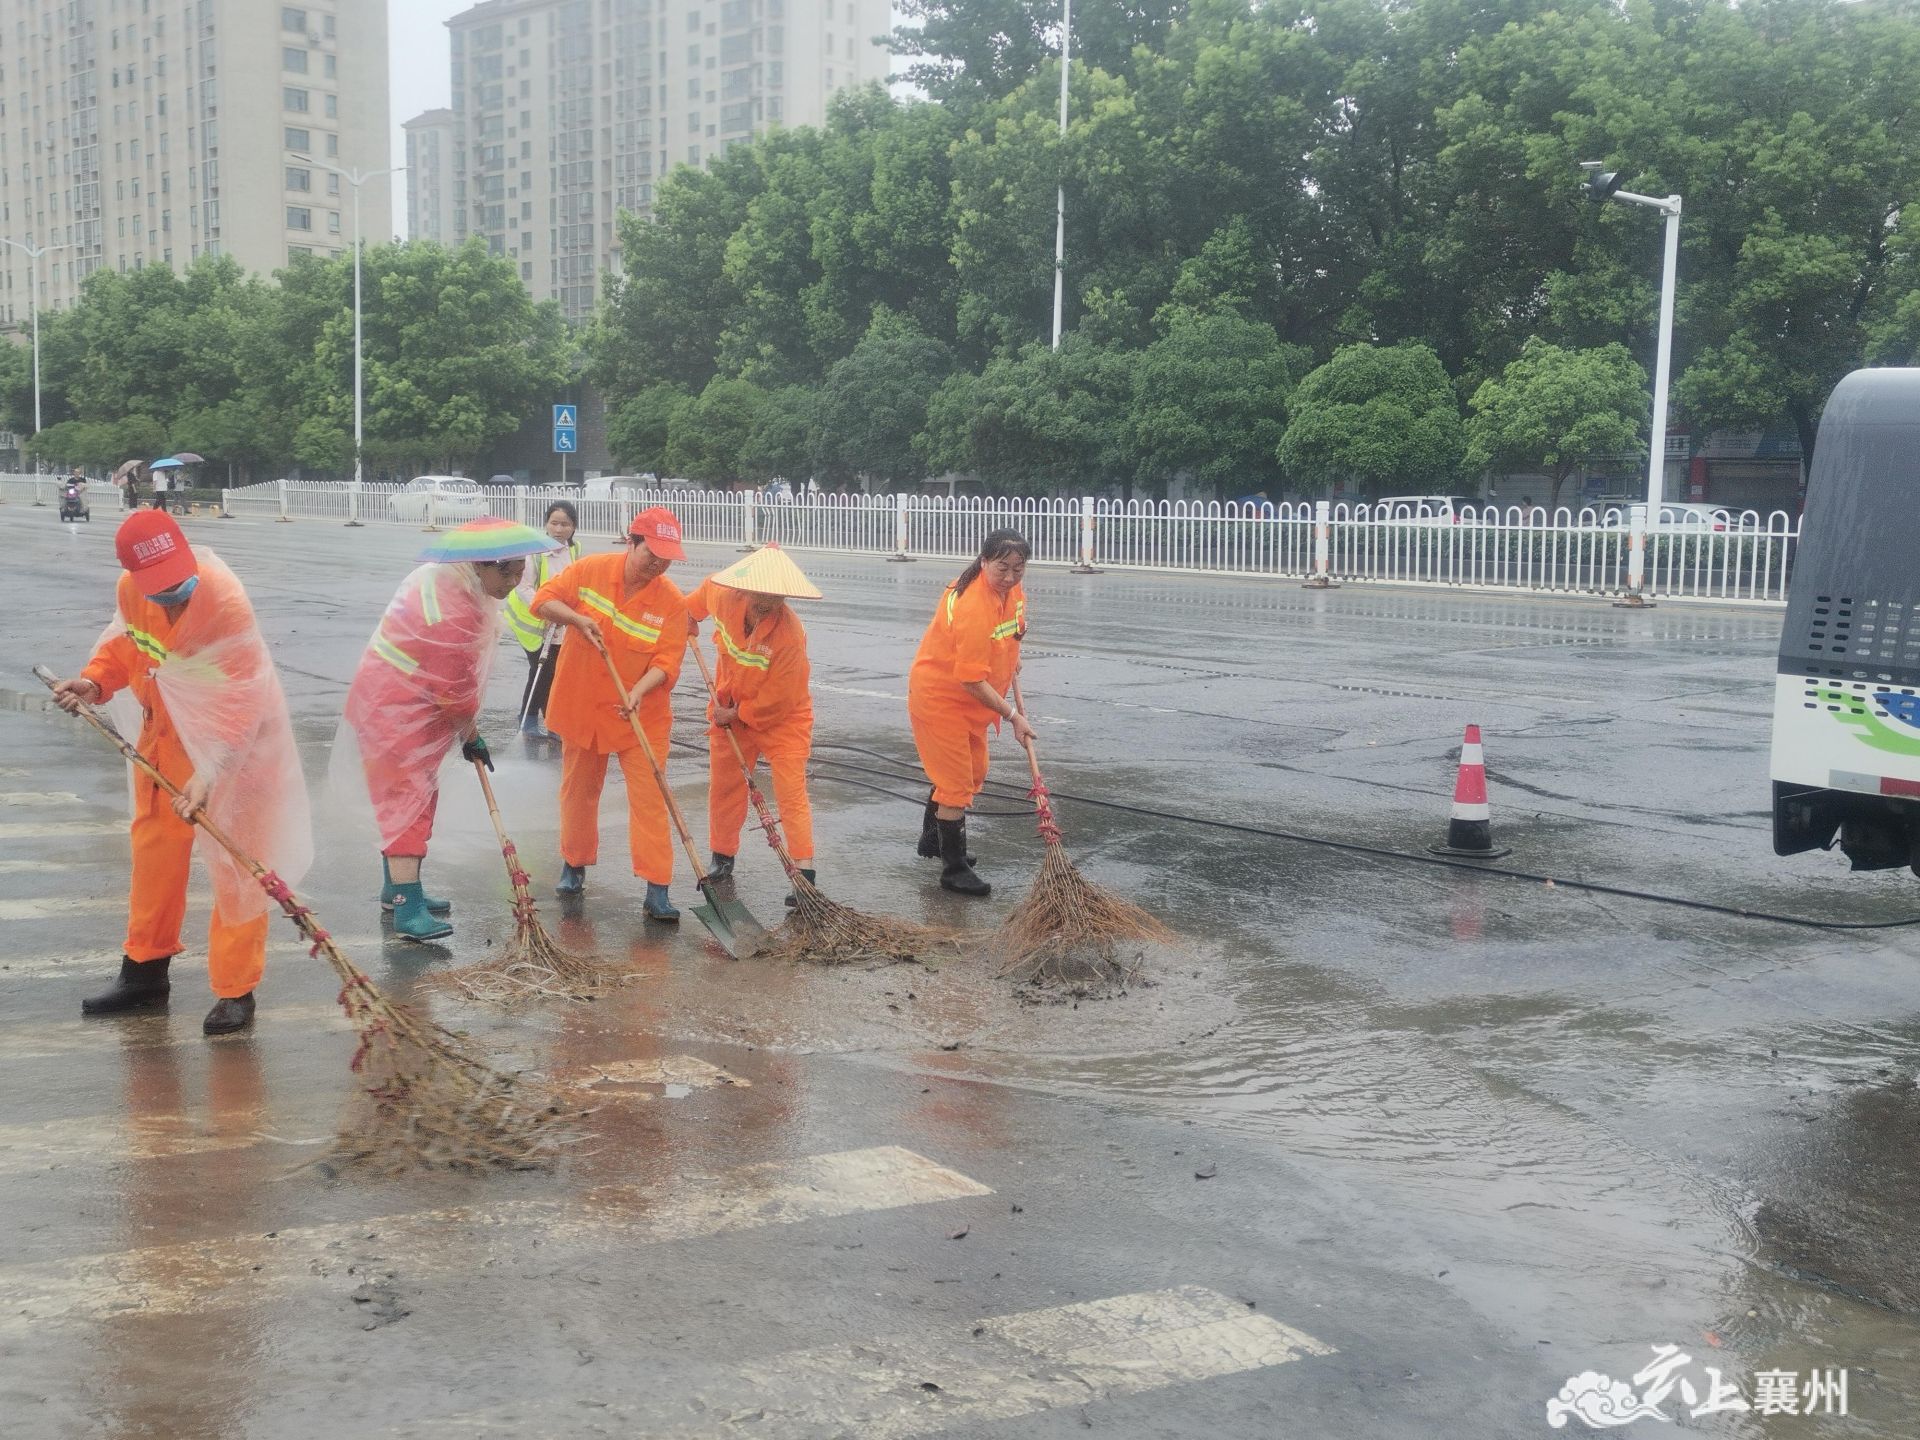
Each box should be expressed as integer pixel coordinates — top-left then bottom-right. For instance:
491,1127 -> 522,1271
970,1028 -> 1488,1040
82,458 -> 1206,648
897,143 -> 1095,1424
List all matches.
507,500 -> 582,738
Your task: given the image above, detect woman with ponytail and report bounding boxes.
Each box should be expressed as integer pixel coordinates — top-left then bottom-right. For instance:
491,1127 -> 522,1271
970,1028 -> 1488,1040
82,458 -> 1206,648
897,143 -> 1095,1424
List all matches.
906,528 -> 1035,895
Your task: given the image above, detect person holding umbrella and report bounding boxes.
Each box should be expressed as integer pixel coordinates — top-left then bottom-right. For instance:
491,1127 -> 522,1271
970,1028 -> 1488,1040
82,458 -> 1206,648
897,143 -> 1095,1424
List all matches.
505,500 -> 582,739
148,457 -> 184,513
335,517 -> 559,941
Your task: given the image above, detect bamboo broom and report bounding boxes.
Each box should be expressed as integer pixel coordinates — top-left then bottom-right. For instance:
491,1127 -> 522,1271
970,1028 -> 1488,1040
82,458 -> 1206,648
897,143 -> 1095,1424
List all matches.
991,675 -> 1172,990
437,757 -> 613,1003
686,636 -> 954,966
36,666 -> 580,1173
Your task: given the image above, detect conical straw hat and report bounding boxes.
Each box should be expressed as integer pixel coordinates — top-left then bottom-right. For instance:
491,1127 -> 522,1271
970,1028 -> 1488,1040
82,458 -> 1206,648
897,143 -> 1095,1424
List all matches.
709,543 -> 822,600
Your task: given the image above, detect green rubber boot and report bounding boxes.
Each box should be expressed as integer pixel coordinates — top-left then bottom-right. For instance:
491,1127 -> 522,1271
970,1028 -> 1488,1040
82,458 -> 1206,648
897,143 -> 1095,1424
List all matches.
390,881 -> 454,942
381,857 -> 451,915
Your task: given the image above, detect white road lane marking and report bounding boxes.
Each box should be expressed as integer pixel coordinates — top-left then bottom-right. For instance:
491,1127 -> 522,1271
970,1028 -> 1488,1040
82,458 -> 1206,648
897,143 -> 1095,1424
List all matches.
406,1286 -> 1334,1436
0,859 -> 103,874
816,683 -> 905,701
0,1146 -> 990,1330
0,821 -> 125,839
0,895 -> 195,921
0,999 -> 349,1061
0,792 -> 85,806
0,939 -> 385,981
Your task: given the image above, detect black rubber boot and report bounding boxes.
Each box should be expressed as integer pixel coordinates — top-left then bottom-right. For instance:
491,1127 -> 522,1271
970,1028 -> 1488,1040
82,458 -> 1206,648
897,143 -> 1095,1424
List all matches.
937,819 -> 990,897
707,852 -> 736,883
917,792 -> 941,859
81,955 -> 172,1016
784,868 -> 817,909
203,993 -> 256,1035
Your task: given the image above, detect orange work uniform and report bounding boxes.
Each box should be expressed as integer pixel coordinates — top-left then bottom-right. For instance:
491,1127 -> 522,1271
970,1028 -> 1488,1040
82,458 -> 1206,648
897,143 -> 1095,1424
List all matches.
80,574 -> 271,999
534,552 -> 688,885
907,580 -> 1027,809
685,578 -> 815,859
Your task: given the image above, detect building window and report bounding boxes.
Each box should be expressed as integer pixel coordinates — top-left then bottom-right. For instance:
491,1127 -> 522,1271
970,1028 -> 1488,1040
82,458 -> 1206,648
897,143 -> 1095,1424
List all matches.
287,206 -> 312,230
326,133 -> 339,157
284,88 -> 309,112
283,48 -> 308,74
324,55 -> 336,80
328,212 -> 341,234
286,166 -> 310,191
282,7 -> 307,31
327,174 -> 340,195
324,94 -> 337,118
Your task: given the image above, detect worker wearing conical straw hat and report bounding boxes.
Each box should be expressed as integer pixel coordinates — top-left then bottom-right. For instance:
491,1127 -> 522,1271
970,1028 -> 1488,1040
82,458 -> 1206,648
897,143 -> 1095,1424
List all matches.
336,518 -> 560,942
908,528 -> 1036,896
48,510 -> 313,1034
684,543 -> 822,901
532,507 -> 690,919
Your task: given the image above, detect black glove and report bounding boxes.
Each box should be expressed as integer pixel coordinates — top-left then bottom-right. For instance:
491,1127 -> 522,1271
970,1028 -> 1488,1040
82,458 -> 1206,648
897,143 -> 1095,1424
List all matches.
462,735 -> 493,771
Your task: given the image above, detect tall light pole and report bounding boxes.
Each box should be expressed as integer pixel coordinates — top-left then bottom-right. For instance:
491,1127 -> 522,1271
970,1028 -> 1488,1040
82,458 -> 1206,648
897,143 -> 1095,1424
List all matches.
289,155 -> 401,495
1583,162 -> 1682,607
1051,0 -> 1071,349
2,238 -> 73,475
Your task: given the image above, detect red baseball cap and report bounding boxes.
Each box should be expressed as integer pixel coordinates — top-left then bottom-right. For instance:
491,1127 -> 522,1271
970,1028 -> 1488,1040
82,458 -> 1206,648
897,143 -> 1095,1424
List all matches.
115,510 -> 199,593
627,506 -> 686,560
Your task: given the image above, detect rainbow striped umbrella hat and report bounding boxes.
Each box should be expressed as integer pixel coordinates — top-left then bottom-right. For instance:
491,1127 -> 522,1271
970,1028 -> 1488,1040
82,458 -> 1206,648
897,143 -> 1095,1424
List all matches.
417,516 -> 560,564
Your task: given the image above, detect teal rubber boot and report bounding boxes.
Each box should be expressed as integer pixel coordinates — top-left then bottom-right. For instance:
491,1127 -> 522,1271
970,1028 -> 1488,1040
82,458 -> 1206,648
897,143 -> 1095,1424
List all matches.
643,882 -> 681,922
381,857 -> 451,915
390,881 -> 454,942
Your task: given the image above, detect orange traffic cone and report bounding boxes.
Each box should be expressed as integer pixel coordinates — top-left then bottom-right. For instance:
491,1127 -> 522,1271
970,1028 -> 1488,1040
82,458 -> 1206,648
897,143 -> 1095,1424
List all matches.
1429,724 -> 1510,859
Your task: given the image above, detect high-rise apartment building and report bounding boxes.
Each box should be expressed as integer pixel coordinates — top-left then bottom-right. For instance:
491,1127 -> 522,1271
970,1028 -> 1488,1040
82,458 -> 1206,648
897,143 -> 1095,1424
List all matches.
442,0 -> 892,321
0,0 -> 391,328
404,108 -> 459,246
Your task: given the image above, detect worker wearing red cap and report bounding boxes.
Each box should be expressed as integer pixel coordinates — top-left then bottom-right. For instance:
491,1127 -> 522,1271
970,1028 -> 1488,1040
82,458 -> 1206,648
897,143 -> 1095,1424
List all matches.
533,507 -> 689,919
49,512 -> 313,1034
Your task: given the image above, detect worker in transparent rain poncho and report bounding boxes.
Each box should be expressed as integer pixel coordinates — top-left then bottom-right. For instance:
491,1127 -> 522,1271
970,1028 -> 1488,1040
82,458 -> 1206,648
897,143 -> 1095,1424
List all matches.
49,511 -> 313,1035
334,518 -> 560,941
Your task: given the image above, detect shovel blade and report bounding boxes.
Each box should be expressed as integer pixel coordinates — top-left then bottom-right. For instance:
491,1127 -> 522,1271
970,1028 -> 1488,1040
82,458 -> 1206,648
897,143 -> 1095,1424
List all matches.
691,885 -> 766,959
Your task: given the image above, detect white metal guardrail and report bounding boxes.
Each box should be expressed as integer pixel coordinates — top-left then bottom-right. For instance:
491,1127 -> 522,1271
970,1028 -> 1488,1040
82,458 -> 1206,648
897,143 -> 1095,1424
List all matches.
0,474 -> 1798,604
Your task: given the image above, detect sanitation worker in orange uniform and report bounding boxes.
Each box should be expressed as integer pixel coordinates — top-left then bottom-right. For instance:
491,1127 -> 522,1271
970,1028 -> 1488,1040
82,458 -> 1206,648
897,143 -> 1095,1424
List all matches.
907,528 -> 1036,897
50,511 -> 313,1034
534,507 -> 689,920
683,544 -> 821,904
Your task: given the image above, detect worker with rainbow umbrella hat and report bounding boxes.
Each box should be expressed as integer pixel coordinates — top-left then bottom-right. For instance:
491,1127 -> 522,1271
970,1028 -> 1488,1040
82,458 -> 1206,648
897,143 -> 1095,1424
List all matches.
334,517 -> 560,941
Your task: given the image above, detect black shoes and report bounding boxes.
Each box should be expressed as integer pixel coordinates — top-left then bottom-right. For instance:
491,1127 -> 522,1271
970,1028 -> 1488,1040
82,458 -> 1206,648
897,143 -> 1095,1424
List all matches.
707,852 -> 736,883
784,868 -> 817,909
936,818 -> 990,896
203,994 -> 256,1035
917,794 -> 941,859
81,955 -> 172,1016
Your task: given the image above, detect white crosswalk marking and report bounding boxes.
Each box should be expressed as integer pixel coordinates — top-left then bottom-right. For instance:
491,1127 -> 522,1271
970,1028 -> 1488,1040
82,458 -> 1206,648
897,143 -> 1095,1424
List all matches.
407,1287 -> 1335,1436
0,1147 -> 990,1332
0,896 -> 142,920
0,999 -> 349,1061
0,791 -> 84,806
0,859 -> 104,874
0,820 -> 125,839
0,938 -> 385,981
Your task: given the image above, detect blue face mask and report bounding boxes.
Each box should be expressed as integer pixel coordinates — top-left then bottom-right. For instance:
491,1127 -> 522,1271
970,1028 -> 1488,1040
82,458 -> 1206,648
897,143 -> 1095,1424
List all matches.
145,575 -> 199,606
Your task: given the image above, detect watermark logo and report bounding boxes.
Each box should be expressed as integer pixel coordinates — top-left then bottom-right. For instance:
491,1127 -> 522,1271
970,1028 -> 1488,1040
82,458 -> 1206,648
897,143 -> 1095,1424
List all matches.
1548,1345 -> 1848,1428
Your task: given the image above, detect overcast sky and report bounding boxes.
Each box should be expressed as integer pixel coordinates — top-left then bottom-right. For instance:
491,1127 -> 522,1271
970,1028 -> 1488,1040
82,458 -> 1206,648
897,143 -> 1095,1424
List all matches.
387,0 -> 471,226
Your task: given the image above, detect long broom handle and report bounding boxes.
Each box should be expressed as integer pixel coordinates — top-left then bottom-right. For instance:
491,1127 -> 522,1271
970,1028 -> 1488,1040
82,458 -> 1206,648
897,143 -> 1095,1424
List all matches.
515,626 -> 557,731
594,641 -> 712,887
685,634 -> 801,881
471,758 -> 537,904
1009,673 -> 1064,846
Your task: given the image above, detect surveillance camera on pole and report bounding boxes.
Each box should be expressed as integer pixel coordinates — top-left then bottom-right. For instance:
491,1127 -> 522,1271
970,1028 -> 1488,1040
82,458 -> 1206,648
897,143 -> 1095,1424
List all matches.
1578,161 -> 1683,606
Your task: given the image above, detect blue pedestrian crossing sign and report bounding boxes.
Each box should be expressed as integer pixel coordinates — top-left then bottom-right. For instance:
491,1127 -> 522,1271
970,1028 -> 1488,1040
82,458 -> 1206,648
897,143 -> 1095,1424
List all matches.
552,403 -> 578,454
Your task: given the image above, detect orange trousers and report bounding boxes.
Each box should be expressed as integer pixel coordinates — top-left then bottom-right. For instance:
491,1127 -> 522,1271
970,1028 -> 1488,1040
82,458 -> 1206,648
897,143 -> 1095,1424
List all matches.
909,704 -> 991,810
125,771 -> 271,999
708,720 -> 814,859
559,734 -> 674,886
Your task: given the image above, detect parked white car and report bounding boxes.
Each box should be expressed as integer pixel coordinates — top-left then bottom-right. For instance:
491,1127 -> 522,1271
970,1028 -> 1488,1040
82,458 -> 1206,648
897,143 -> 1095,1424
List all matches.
1372,494 -> 1487,524
1596,502 -> 1756,532
388,475 -> 490,523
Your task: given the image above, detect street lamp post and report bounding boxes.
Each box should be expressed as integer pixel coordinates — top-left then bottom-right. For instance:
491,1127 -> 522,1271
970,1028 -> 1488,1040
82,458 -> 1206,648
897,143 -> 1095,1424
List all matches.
1582,162 -> 1682,608
2,237 -> 73,489
289,154 -> 400,521
1051,0 -> 1071,349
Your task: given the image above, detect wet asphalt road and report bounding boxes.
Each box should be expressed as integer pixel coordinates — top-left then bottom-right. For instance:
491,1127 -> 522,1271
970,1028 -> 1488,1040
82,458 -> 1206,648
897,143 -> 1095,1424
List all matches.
3,503 -> 1919,1438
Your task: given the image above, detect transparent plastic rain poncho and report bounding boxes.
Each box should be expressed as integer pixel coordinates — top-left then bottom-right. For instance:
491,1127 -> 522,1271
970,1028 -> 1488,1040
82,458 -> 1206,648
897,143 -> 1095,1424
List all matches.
334,563 -> 502,852
99,550 -> 315,921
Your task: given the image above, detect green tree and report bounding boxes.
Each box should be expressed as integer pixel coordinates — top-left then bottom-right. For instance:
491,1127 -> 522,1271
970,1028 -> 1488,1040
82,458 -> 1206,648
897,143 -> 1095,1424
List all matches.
1130,311 -> 1305,498
815,314 -> 952,487
664,378 -> 766,484
1464,341 -> 1647,507
607,384 -> 694,474
921,338 -> 1138,493
1278,342 -> 1465,498
738,386 -> 818,482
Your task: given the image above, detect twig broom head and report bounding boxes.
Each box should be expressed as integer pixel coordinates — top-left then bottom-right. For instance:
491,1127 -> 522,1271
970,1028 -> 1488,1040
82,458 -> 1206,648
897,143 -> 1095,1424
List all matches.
993,815 -> 1173,992
435,840 -> 618,1004
754,871 -> 959,967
